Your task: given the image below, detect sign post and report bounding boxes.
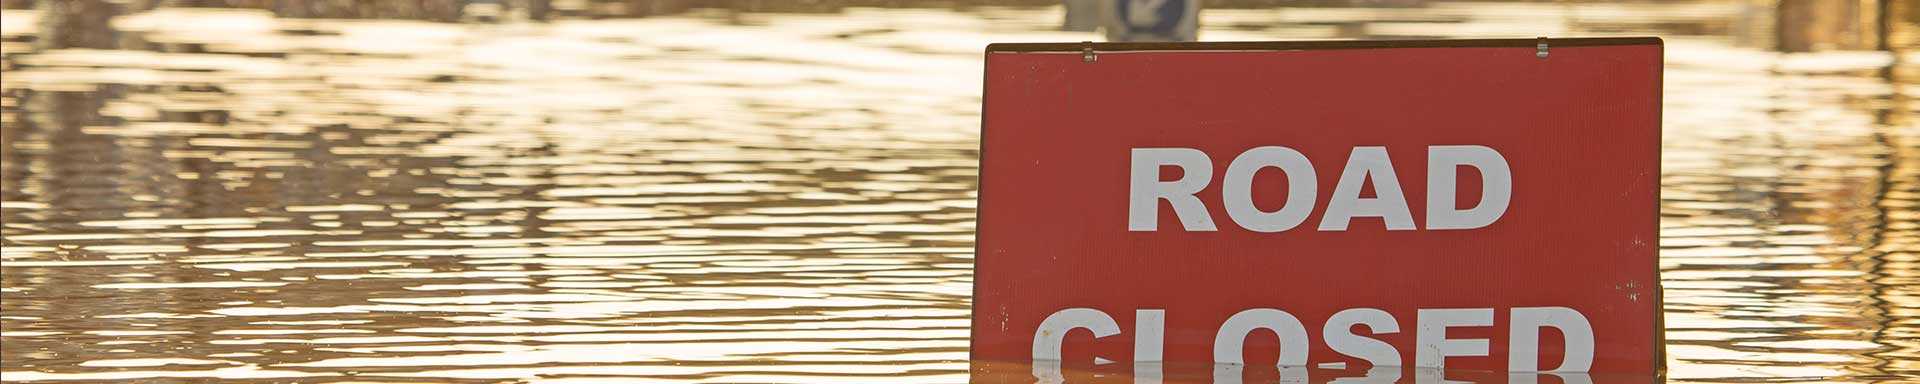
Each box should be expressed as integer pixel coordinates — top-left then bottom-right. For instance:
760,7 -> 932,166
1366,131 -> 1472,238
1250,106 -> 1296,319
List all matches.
972,38 -> 1663,378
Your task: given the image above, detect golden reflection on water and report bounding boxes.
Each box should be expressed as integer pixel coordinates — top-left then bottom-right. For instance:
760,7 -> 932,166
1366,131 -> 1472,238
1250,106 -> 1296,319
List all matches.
0,2 -> 1916,383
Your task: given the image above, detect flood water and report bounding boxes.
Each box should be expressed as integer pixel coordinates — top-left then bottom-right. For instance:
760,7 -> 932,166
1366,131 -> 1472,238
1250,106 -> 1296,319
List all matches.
1,2 -> 1916,383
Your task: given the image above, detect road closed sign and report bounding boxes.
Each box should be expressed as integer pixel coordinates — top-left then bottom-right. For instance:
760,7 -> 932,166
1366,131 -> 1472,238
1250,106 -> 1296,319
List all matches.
972,38 -> 1663,376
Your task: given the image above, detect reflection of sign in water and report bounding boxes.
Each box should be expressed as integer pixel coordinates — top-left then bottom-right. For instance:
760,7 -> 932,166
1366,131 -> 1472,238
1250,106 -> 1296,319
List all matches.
973,38 -> 1664,377
1104,0 -> 1197,42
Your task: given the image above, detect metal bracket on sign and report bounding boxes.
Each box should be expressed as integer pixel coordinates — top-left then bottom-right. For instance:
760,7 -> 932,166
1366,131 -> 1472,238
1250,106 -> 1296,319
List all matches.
1082,41 -> 1096,62
1536,37 -> 1549,58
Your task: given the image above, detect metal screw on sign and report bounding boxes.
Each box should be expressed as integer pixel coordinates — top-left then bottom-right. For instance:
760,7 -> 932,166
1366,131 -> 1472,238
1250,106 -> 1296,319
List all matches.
1082,41 -> 1096,62
1537,37 -> 1549,58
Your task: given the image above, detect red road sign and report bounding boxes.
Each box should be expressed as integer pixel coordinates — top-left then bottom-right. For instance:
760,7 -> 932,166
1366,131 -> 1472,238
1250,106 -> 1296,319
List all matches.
972,38 -> 1663,375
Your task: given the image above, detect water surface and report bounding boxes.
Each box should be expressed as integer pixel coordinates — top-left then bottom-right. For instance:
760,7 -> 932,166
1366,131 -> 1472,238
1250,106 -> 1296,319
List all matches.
1,2 -> 1917,383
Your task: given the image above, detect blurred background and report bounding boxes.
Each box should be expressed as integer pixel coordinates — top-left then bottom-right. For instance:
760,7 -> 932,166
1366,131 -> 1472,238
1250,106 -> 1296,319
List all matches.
0,0 -> 1915,383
